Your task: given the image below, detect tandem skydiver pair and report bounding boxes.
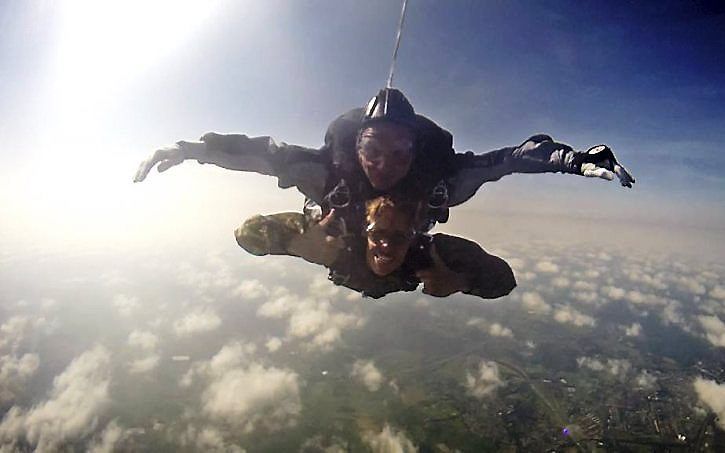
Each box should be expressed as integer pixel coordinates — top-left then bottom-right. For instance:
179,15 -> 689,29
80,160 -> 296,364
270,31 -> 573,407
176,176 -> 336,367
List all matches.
134,88 -> 635,299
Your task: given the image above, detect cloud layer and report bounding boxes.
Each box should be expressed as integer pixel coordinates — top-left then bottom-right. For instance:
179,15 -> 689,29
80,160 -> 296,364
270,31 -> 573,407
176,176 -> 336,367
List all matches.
0,346 -> 111,452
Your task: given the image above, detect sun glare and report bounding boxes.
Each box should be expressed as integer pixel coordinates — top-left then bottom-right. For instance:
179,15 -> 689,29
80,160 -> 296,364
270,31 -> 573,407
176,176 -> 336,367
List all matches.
54,0 -> 220,97
43,0 -> 224,142
1,1 -> 228,253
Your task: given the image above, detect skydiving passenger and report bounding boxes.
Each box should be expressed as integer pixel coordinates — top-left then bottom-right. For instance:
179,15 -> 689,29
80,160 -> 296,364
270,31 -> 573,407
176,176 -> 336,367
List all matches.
234,194 -> 516,299
134,88 -> 635,234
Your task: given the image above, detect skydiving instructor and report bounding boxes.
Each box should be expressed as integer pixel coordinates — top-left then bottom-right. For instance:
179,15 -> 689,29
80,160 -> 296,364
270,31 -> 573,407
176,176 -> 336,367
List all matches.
134,88 -> 635,221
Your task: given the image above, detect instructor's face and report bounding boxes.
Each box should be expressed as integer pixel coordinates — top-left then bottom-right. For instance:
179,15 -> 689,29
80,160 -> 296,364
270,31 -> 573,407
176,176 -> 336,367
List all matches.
357,123 -> 414,190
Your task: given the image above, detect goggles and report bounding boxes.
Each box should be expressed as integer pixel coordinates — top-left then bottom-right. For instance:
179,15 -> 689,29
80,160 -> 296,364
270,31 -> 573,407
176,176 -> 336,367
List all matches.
366,224 -> 415,247
357,139 -> 413,165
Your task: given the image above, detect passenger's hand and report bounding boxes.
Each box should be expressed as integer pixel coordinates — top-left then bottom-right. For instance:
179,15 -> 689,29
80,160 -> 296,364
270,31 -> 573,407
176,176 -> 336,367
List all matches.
416,244 -> 471,297
133,140 -> 205,182
579,145 -> 635,188
288,210 -> 344,266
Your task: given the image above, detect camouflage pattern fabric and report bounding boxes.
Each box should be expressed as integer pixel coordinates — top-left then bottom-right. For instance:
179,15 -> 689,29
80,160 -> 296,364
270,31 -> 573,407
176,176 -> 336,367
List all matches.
235,212 -> 307,256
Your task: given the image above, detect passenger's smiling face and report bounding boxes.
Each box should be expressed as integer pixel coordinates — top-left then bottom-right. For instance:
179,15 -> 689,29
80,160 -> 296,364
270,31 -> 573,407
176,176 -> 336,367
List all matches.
365,206 -> 414,276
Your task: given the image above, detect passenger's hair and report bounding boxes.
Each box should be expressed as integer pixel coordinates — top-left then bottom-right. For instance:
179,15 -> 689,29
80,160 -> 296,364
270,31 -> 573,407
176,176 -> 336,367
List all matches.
365,193 -> 424,229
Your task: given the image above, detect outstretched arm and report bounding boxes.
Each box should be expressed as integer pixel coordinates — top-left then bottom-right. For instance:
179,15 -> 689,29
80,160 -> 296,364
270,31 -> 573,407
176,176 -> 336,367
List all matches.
234,210 -> 344,267
133,133 -> 331,203
447,135 -> 635,206
415,234 -> 516,299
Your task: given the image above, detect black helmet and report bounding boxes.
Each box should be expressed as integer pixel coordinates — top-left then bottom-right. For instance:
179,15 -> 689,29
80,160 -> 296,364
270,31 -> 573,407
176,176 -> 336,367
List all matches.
363,88 -> 416,128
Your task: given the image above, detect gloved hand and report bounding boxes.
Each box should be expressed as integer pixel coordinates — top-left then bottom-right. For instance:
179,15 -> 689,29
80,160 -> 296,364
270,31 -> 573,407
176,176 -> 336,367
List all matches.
578,145 -> 635,188
133,140 -> 206,182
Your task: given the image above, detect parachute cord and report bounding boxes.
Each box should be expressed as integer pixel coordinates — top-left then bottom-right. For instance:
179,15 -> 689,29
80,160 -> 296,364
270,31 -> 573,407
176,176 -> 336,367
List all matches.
386,0 -> 409,88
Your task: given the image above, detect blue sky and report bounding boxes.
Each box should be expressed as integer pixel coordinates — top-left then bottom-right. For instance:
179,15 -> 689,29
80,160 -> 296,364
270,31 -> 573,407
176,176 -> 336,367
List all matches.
0,0 -> 724,253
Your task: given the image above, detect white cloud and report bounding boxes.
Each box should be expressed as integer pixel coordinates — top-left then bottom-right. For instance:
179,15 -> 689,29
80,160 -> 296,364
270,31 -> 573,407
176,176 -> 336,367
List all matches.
573,281 -> 597,291
179,341 -> 257,387
699,315 -> 725,347
351,360 -> 384,392
362,424 -> 417,453
0,353 -> 40,404
626,270 -> 668,291
635,371 -> 657,390
205,342 -> 256,377
127,330 -> 158,350
488,323 -> 514,338
0,316 -> 33,350
174,307 -> 222,337
257,292 -> 299,319
258,292 -> 365,351
0,345 -> 111,453
179,369 -> 194,388
265,337 -> 283,353
309,274 -> 340,298
201,363 -> 300,433
535,261 -> 559,273
183,343 -> 299,433
507,257 -> 525,271
694,378 -> 725,430
576,356 -> 605,371
129,354 -> 160,374
606,359 -> 632,379
466,318 -> 485,328
553,305 -> 596,327
177,255 -> 237,293
40,298 -> 58,311
88,420 -> 127,453
624,323 -> 642,337
301,435 -> 347,453
602,286 -> 626,301
552,277 -> 570,288
624,290 -> 661,306
521,292 -> 551,314
710,286 -> 725,301
290,304 -> 362,351
0,353 -> 39,382
675,276 -> 706,296
518,271 -> 537,282
577,356 -> 631,380
233,279 -> 268,300
465,361 -> 504,399
181,425 -> 245,453
597,252 -> 612,261
112,294 -> 139,317
288,304 -> 332,338
661,300 -> 685,326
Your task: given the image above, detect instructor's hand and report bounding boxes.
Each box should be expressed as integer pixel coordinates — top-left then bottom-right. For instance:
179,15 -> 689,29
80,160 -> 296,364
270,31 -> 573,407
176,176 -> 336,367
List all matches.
579,145 -> 635,188
133,140 -> 205,182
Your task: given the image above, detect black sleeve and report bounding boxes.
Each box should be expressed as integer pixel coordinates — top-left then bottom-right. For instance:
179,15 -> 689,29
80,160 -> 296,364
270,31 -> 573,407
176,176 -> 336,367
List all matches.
446,134 -> 582,207
198,132 -> 331,203
432,233 -> 516,299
